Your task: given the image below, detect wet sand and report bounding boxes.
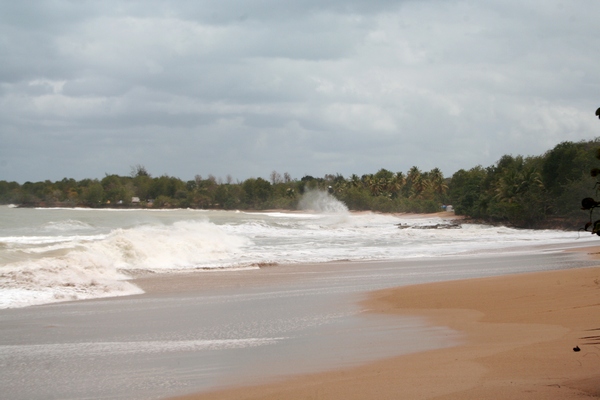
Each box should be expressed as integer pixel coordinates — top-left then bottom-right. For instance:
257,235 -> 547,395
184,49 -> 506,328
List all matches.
170,249 -> 600,400
2,243 -> 599,400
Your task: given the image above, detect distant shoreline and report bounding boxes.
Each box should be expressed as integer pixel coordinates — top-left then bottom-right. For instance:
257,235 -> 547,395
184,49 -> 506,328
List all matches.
8,203 -> 579,231
8,202 -> 460,217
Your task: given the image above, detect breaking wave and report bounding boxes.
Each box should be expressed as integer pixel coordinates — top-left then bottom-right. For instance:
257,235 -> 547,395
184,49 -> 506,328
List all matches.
298,190 -> 349,213
0,220 -> 253,308
0,206 -> 593,308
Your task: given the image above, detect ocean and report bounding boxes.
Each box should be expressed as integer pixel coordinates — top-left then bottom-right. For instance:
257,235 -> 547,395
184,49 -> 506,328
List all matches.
0,191 -> 596,309
2,193 -> 600,399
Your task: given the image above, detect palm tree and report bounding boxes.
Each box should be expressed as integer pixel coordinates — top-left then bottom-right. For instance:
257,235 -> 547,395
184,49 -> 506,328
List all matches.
494,167 -> 543,204
363,174 -> 384,196
427,168 -> 448,198
348,174 -> 361,188
395,172 -> 406,187
406,166 -> 424,199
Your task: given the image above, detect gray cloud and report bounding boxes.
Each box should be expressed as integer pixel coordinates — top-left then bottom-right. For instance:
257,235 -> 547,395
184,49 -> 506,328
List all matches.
1,0 -> 599,183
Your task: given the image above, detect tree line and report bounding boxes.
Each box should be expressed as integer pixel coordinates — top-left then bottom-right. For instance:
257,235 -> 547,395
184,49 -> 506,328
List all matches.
449,139 -> 598,229
1,139 -> 599,229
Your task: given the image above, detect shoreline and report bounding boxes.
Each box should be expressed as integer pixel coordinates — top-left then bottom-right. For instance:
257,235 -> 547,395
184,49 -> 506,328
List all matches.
168,249 -> 600,400
7,203 -> 576,229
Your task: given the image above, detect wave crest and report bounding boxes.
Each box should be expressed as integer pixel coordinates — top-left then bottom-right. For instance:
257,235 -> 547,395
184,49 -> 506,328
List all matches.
0,220 -> 252,308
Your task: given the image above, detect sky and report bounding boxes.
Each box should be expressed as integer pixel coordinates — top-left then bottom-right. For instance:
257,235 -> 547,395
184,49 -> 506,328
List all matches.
1,0 -> 599,184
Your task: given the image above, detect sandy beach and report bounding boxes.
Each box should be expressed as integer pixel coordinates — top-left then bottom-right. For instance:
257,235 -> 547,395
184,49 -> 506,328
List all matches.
170,250 -> 600,400
2,238 -> 599,400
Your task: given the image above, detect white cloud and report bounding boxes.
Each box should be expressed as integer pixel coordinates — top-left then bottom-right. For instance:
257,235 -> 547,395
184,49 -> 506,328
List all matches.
1,0 -> 599,182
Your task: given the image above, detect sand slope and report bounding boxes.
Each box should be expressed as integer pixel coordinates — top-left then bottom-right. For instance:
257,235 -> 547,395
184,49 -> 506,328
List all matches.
366,266 -> 600,399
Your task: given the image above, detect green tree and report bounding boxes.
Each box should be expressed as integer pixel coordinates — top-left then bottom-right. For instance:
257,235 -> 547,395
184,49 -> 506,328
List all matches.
242,178 -> 272,208
101,174 -> 131,205
489,156 -> 546,226
405,166 -> 424,199
544,141 -> 598,217
426,167 -> 447,202
448,166 -> 488,217
82,181 -> 105,207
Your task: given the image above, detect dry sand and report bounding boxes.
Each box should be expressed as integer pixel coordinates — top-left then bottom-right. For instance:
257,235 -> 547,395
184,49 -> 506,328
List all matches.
169,248 -> 600,400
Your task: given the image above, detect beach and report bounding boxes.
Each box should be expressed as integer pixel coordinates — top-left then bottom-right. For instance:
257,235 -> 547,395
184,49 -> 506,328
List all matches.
2,205 -> 600,399
169,250 -> 600,400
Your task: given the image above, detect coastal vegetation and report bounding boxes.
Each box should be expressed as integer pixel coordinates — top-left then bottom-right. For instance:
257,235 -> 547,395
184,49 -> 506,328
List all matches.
1,139 -> 599,230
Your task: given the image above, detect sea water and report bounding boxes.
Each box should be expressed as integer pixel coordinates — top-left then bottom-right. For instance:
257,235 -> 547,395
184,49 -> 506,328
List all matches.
0,192 -> 596,308
2,193 -> 600,399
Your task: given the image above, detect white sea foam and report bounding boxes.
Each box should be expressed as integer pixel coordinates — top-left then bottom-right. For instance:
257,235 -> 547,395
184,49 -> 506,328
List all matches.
93,220 -> 252,271
1,234 -> 103,246
0,204 -> 595,308
298,190 -> 349,213
41,219 -> 95,232
0,218 -> 254,308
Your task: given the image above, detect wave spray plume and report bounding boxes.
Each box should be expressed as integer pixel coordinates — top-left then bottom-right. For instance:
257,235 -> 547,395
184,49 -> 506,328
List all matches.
298,190 -> 349,213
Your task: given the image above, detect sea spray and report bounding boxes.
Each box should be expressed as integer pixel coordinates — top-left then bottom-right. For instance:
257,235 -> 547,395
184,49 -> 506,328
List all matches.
0,206 -> 595,309
97,220 -> 252,271
0,219 -> 253,308
298,190 -> 349,213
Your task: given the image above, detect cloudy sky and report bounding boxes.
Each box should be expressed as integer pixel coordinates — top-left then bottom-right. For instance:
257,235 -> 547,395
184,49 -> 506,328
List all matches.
1,0 -> 599,183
